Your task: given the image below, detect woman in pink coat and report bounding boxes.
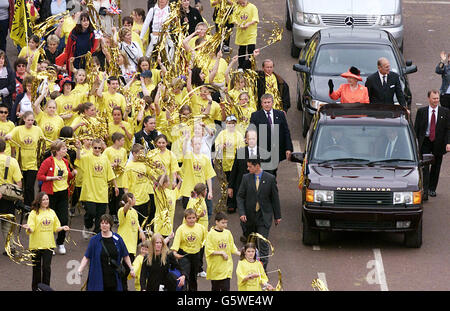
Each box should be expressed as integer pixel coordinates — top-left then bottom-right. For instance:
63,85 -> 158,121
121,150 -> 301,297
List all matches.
328,67 -> 369,104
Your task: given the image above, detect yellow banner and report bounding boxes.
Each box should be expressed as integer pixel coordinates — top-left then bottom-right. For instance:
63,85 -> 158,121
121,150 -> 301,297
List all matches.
10,0 -> 29,48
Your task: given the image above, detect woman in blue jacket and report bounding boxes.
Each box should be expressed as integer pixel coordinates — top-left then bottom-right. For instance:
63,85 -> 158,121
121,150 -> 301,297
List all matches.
78,214 -> 136,291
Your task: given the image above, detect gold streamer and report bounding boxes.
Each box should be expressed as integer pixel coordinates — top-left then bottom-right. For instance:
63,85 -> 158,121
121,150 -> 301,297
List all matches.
312,278 -> 329,291
0,214 -> 35,266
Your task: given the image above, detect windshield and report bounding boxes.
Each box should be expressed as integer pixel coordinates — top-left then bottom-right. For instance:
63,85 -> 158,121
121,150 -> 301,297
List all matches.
311,124 -> 415,163
313,44 -> 400,76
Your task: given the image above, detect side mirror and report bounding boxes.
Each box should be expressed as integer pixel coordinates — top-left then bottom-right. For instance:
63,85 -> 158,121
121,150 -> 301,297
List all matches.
420,153 -> 434,166
290,152 -> 305,164
293,64 -> 310,74
405,64 -> 417,74
405,60 -> 412,66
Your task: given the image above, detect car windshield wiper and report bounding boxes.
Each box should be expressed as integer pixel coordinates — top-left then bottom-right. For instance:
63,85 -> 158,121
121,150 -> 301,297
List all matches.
317,158 -> 370,165
368,159 -> 415,165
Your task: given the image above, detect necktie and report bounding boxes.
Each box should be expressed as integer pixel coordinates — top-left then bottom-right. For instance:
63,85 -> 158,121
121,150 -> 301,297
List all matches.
267,111 -> 272,125
429,109 -> 436,142
382,75 -> 387,88
255,175 -> 260,212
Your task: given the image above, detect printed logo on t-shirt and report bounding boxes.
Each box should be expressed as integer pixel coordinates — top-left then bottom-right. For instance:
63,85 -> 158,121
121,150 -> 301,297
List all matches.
218,240 -> 228,250
23,136 -> 33,145
64,103 -> 73,111
94,163 -> 104,174
44,123 -> 54,133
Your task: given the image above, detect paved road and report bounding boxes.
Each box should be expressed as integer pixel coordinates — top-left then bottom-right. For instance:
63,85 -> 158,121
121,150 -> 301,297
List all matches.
1,0 -> 449,291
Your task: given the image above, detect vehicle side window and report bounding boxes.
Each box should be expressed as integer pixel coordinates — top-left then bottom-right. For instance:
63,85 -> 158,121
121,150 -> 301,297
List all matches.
304,34 -> 319,67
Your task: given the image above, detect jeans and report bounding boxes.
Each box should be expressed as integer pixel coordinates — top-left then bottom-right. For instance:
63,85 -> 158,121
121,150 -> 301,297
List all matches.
0,19 -> 9,52
49,190 -> 68,245
31,249 -> 53,291
23,170 -> 37,207
178,249 -> 201,291
109,188 -> 124,217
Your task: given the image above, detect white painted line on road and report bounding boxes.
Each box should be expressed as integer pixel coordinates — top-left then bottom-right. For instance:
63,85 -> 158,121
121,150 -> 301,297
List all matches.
373,249 -> 389,291
416,103 -> 423,106
313,245 -> 321,250
317,272 -> 329,290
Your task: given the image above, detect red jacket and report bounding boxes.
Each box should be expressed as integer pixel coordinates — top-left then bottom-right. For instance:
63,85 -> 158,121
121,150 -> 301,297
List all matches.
37,156 -> 74,195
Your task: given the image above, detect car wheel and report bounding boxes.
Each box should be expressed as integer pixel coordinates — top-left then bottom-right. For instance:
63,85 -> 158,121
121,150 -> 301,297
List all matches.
302,217 -> 320,246
285,1 -> 292,31
404,218 -> 422,248
302,110 -> 309,138
291,35 -> 301,58
296,88 -> 303,111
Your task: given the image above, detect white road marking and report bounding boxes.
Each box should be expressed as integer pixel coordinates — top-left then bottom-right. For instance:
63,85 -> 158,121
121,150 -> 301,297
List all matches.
317,272 -> 329,290
373,249 -> 389,291
313,245 -> 321,250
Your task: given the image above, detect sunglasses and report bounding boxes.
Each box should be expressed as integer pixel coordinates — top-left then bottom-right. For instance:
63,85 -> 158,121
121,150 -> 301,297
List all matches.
16,64 -> 26,67
0,111 -> 8,114
93,147 -> 102,150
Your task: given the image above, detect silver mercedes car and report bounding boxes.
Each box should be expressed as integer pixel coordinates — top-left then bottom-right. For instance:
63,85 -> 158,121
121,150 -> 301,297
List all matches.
286,0 -> 404,57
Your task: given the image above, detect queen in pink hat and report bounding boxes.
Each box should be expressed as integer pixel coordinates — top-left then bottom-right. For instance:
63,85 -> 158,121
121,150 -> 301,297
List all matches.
328,66 -> 369,103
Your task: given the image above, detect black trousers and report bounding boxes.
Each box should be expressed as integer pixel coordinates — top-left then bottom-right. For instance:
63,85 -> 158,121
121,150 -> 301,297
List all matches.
109,188 -> 124,217
211,278 -> 230,291
238,44 -> 256,69
440,94 -> 450,109
178,249 -> 201,291
49,190 -> 68,246
421,137 -> 443,193
23,170 -> 37,207
31,249 -> 53,291
241,211 -> 271,271
83,201 -> 107,233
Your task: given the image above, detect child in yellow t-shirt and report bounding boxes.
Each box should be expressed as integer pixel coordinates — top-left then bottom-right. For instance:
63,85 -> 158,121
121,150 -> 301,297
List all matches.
129,240 -> 150,291
232,0 -> 259,69
171,208 -> 207,291
236,242 -> 274,291
205,212 -> 240,291
153,174 -> 181,238
23,192 -> 70,291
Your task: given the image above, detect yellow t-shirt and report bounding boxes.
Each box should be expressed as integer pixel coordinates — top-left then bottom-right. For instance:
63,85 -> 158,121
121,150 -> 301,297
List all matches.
56,93 -> 81,126
0,154 -> 22,185
18,47 -> 40,73
117,207 -> 140,254
232,2 -> 259,46
36,111 -> 65,147
130,254 -> 145,291
71,83 -> 90,103
185,197 -> 208,229
70,115 -> 101,137
103,146 -> 128,188
74,147 -> 92,187
190,93 -> 222,128
235,105 -> 256,136
53,157 -> 69,192
152,149 -> 180,184
60,16 -> 76,44
153,187 -> 180,236
100,91 -> 127,120
0,120 -> 16,156
171,222 -> 207,254
204,57 -> 228,85
27,208 -> 61,250
76,153 -> 116,203
236,258 -> 268,291
9,125 -> 45,171
123,160 -> 155,203
107,121 -> 134,151
179,151 -> 216,198
214,129 -> 245,172
205,228 -> 239,280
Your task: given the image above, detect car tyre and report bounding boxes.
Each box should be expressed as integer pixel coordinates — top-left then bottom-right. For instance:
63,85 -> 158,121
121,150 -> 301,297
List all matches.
302,217 -> 320,246
285,1 -> 292,31
291,35 -> 301,58
302,110 -> 309,138
404,218 -> 422,248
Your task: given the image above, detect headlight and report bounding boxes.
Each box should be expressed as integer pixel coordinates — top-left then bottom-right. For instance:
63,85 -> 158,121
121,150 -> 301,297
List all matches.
296,12 -> 320,25
393,191 -> 421,204
306,189 -> 334,203
310,100 -> 328,109
379,14 -> 402,26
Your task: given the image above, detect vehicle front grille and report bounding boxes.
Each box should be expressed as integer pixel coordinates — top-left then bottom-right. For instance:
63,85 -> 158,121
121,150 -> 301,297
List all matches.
333,220 -> 395,230
334,191 -> 393,206
320,14 -> 378,27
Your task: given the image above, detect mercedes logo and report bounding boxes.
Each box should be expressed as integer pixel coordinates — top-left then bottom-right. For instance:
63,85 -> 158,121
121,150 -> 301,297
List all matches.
344,16 -> 354,26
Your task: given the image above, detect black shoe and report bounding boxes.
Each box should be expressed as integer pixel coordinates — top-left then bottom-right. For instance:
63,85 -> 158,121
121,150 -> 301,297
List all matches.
429,190 -> 436,197
423,194 -> 428,201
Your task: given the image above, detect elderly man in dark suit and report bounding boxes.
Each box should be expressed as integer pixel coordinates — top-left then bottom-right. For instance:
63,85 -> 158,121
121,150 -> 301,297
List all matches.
365,57 -> 407,107
249,93 -> 293,177
414,90 -> 450,200
237,158 -> 281,270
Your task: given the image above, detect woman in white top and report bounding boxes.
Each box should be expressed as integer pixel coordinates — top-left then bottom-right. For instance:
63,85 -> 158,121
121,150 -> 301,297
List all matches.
118,50 -> 136,84
117,27 -> 143,71
14,75 -> 35,122
140,0 -> 172,59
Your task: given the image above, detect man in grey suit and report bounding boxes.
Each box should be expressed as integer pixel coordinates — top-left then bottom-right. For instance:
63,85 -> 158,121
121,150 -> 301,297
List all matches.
237,158 -> 281,270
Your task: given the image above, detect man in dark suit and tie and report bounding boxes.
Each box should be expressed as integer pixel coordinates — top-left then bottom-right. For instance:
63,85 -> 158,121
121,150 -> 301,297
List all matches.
414,90 -> 450,200
377,127 -> 410,160
237,158 -> 281,270
249,93 -> 293,177
365,57 -> 407,107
